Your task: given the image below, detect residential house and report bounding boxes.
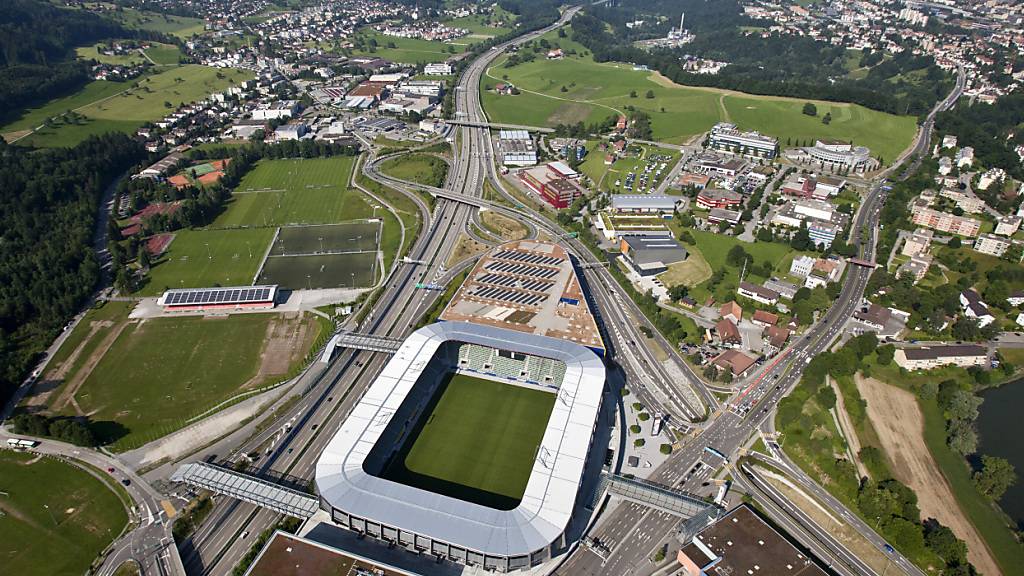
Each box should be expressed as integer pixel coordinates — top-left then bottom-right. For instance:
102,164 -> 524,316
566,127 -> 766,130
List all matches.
894,345 -> 987,371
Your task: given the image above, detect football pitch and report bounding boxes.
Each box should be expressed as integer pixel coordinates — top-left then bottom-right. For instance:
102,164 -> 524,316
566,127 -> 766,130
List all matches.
0,451 -> 128,576
269,222 -> 380,256
380,372 -> 556,510
213,157 -> 376,227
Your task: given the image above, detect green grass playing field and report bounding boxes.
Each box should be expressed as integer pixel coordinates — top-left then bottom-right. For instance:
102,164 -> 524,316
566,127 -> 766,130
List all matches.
259,252 -> 378,290
270,222 -> 381,256
0,451 -> 128,576
212,157 -> 375,227
72,313 -> 319,451
380,372 -> 556,509
4,65 -> 253,148
480,27 -> 918,162
141,228 -> 274,296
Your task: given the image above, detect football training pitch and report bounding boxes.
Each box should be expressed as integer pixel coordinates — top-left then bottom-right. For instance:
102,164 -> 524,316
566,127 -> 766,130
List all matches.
213,157 -> 376,227
380,372 -> 556,510
0,451 -> 128,576
258,222 -> 381,289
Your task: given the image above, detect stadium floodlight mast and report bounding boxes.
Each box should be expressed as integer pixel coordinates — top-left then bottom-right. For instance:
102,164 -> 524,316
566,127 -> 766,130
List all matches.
319,236 -> 324,254
43,504 -> 56,526
205,242 -> 212,260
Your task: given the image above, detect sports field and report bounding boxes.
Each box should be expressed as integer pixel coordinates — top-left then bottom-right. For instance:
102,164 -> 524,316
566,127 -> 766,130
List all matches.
213,157 -> 374,227
259,252 -> 378,290
270,222 -> 381,256
4,65 -> 253,147
481,27 -> 917,161
72,313 -> 321,450
380,372 -> 556,510
0,451 -> 128,576
141,228 -> 274,296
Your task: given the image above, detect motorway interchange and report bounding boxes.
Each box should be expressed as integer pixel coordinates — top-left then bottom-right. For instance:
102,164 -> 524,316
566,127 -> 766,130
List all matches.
20,6 -> 967,576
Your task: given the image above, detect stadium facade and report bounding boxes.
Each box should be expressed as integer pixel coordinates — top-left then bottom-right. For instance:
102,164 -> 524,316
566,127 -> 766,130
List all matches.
315,322 -> 606,572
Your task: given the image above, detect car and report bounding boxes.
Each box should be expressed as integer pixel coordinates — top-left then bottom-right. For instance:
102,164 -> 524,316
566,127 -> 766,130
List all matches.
107,467 -> 116,473
327,396 -> 333,402
287,448 -> 294,453
311,424 -> 318,430
242,531 -> 250,539
883,544 -> 895,554
121,479 -> 131,486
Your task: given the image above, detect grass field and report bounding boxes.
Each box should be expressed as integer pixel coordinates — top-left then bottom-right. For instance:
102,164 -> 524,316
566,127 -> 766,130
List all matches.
141,228 -> 274,296
445,12 -> 514,37
481,27 -> 917,161
213,157 -> 374,227
102,7 -> 206,39
72,313 -> 319,450
348,31 -> 468,64
378,153 -> 448,188
0,451 -> 128,576
681,230 -> 804,303
380,372 -> 555,509
5,65 -> 252,147
75,42 -> 182,67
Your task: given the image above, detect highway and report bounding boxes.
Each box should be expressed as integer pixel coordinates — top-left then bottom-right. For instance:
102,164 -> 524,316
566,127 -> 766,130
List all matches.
176,7 -> 589,576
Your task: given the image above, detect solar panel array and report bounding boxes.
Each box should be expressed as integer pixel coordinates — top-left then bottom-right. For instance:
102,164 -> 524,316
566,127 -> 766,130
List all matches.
485,261 -> 558,279
162,286 -> 274,306
476,273 -> 554,293
469,286 -> 548,307
493,250 -> 563,267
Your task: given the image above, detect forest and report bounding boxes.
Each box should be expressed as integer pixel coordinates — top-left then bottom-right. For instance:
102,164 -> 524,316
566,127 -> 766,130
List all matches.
0,134 -> 146,408
570,1 -> 952,117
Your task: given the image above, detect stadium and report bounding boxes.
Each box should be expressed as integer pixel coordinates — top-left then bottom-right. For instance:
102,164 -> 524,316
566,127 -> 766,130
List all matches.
315,241 -> 606,572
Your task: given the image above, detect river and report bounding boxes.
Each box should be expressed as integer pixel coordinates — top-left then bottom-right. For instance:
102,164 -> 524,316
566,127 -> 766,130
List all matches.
977,375 -> 1024,529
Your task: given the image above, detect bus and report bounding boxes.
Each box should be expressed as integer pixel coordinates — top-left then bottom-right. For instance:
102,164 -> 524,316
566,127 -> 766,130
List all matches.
6,438 -> 39,449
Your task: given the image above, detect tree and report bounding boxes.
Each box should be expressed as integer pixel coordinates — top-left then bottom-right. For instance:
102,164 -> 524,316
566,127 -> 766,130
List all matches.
726,244 -> 749,267
645,89 -> 655,99
802,102 -> 818,116
973,455 -> 1016,500
948,236 -> 962,249
660,444 -> 673,454
924,520 -> 968,566
629,424 -> 641,434
634,438 -> 645,447
822,112 -> 832,125
947,419 -> 978,455
816,385 -> 837,410
876,344 -> 895,365
629,90 -> 637,98
668,285 -> 689,301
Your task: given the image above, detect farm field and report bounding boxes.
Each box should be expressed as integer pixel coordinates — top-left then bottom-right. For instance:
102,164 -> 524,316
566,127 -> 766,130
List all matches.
0,451 -> 128,576
380,372 -> 555,510
212,157 -> 374,227
70,313 -> 321,450
481,27 -> 917,161
7,65 -> 253,148
378,153 -> 449,188
141,228 -> 274,296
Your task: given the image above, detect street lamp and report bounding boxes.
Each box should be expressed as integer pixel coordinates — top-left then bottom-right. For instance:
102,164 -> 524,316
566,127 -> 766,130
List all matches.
319,236 -> 324,254
43,504 -> 57,526
307,274 -> 311,290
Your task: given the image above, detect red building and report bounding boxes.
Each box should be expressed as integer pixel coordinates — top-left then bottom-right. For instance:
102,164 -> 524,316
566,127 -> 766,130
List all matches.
696,188 -> 742,210
519,164 -> 583,209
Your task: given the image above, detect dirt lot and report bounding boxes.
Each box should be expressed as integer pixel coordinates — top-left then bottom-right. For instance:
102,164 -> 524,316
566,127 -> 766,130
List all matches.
856,374 -> 1001,576
251,313 -> 316,383
481,210 -> 528,241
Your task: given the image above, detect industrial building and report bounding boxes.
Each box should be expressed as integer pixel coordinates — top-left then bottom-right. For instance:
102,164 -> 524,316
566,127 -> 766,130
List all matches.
497,130 -> 537,166
618,235 -> 689,276
706,123 -> 778,159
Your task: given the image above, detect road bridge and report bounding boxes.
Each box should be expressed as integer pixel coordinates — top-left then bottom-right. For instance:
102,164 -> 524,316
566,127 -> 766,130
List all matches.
446,119 -> 555,133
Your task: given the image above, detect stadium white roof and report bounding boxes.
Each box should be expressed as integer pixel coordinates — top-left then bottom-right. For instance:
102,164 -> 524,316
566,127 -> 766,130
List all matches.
315,321 -> 605,558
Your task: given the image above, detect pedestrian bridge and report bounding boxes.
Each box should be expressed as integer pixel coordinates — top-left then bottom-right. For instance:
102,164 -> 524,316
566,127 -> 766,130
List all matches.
321,331 -> 404,362
171,462 -> 319,519
597,472 -> 719,518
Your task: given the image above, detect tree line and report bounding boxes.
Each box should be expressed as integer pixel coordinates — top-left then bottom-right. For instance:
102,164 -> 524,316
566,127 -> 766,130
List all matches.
0,133 -> 146,409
